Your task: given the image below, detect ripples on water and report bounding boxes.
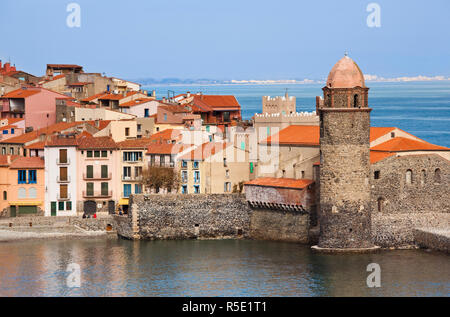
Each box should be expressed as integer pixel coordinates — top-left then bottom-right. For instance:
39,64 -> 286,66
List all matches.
147,82 -> 450,147
0,238 -> 448,297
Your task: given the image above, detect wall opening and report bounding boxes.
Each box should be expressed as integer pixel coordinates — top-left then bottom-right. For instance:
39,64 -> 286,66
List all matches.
353,94 -> 359,107
434,168 -> 441,184
377,197 -> 384,212
406,169 -> 413,185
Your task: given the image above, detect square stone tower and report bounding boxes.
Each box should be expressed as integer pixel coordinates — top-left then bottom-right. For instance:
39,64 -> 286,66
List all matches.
316,55 -> 375,250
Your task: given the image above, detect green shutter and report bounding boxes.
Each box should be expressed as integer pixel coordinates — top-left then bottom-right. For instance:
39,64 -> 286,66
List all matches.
101,165 -> 108,178
86,165 -> 93,178
51,202 -> 57,216
250,162 -> 254,173
66,201 -> 72,211
58,202 -> 65,211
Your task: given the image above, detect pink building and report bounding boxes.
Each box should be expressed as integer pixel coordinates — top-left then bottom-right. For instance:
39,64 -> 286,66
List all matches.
1,87 -> 72,131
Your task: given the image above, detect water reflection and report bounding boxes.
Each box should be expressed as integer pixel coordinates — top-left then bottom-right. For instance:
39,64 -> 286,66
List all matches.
0,239 -> 448,297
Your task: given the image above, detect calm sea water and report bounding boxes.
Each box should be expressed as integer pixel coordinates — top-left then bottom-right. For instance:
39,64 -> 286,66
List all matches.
146,82 -> 450,147
0,238 -> 448,297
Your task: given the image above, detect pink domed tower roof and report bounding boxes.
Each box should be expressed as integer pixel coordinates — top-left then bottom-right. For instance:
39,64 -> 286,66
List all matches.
326,55 -> 366,88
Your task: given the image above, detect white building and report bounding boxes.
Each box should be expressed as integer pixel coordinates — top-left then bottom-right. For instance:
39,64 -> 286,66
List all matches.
44,134 -> 78,216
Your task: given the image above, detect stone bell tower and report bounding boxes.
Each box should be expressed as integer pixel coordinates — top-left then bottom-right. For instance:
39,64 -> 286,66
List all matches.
314,54 -> 375,251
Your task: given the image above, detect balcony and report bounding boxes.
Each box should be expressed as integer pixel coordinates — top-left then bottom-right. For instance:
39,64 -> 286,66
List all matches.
83,173 -> 112,180
82,191 -> 112,198
57,193 -> 71,200
57,158 -> 70,165
149,162 -> 175,168
121,174 -> 143,182
57,176 -> 71,183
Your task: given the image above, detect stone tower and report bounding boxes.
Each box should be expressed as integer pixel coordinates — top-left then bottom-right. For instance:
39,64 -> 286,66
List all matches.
262,90 -> 296,115
316,55 -> 375,250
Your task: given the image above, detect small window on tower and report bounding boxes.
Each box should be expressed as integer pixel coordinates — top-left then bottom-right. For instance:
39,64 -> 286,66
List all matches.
353,94 -> 359,107
374,171 -> 380,179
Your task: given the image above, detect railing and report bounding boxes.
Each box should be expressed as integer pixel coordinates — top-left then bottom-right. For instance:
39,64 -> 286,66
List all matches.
82,191 -> 112,198
83,173 -> 112,180
57,158 -> 70,165
149,162 -> 175,168
121,175 -> 143,181
57,176 -> 71,183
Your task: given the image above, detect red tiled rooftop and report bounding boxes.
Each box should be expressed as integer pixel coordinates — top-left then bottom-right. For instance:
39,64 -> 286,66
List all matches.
370,127 -> 396,142
116,138 -> 154,149
25,141 -> 45,150
245,177 -> 314,190
77,136 -> 117,150
263,125 -> 320,146
371,137 -> 450,152
370,151 -> 396,164
146,143 -> 191,155
9,156 -> 44,169
1,88 -> 41,98
149,129 -> 182,143
0,155 -> 19,166
119,98 -> 153,108
179,142 -> 230,161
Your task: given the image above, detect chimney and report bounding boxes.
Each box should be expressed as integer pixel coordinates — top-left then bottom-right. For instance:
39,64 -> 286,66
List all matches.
187,91 -> 191,98
6,155 -> 11,164
152,90 -> 156,97
95,119 -> 100,128
4,63 -> 10,73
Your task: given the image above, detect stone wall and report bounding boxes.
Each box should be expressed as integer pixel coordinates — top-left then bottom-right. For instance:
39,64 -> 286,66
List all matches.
114,193 -> 312,243
371,154 -> 450,247
413,228 -> 450,253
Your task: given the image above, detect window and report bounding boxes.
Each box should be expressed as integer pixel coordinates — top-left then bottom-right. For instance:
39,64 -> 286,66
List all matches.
391,132 -> 395,138
101,150 -> 107,158
123,152 -> 142,162
182,160 -> 187,168
135,166 -> 142,178
1,147 -> 6,155
60,184 -> 68,199
181,171 -> 188,183
353,94 -> 359,107
94,150 -> 100,158
223,158 -> 227,167
123,184 -> 131,197
125,127 -> 130,136
2,191 -> 6,200
18,187 -> 26,199
193,161 -> 199,169
206,125 -> 210,132
241,141 -> 245,150
182,185 -> 187,194
135,184 -> 142,194
66,201 -> 72,211
225,169 -> 230,178
123,166 -> 131,179
101,182 -> 109,196
144,109 -> 149,117
87,150 -> 93,158
421,170 -> 426,186
86,183 -> 94,196
28,170 -> 37,184
18,170 -> 27,184
59,149 -> 67,163
2,130 -> 8,135
101,165 -> 108,179
28,187 -> 37,199
374,171 -> 380,179
86,165 -> 93,178
224,182 -> 231,193
164,113 -> 167,121
194,185 -> 200,194
434,168 -> 441,184
137,124 -> 141,132
406,169 -> 413,185
10,148 -> 14,155
60,167 -> 68,181
377,197 -> 384,212
194,171 -> 200,183
58,202 -> 65,211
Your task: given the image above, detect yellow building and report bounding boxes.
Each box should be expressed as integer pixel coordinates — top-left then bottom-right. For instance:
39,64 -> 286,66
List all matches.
178,142 -> 250,194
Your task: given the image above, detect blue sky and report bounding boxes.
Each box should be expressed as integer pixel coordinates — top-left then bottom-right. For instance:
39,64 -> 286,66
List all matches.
1,0 -> 449,80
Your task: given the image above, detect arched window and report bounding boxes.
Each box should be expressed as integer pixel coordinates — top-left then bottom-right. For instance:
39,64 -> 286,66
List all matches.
353,94 -> 359,107
406,169 -> 413,185
421,170 -> 426,186
2,191 -> 6,200
434,168 -> 441,184
377,197 -> 384,212
28,187 -> 37,199
18,187 -> 26,199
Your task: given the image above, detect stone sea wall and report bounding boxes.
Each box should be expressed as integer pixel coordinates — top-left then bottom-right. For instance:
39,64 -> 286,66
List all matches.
114,194 -> 311,243
413,228 -> 450,253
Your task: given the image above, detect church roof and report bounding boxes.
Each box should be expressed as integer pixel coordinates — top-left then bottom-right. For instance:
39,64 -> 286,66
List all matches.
326,55 -> 366,88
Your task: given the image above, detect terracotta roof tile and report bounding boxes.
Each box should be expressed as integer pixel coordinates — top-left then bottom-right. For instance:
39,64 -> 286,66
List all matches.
263,125 -> 319,146
0,155 -> 19,166
146,143 -> 191,155
119,98 -> 153,108
149,129 -> 182,143
179,142 -> 230,161
24,141 -> 45,149
9,156 -> 44,169
245,177 -> 314,190
370,151 -> 396,164
371,137 -> 450,152
116,138 -> 154,149
1,88 -> 41,98
77,136 -> 117,150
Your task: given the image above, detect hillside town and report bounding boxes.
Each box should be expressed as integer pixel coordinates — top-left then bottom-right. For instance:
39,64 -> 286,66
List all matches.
0,56 -> 449,249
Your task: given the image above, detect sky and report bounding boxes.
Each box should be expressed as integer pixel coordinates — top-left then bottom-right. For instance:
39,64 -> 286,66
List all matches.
1,0 -> 449,81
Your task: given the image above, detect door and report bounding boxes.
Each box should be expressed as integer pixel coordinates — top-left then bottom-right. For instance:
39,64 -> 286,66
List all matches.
51,202 -> 57,216
10,206 -> 16,218
19,206 -> 37,215
108,200 -> 115,215
84,200 -> 96,216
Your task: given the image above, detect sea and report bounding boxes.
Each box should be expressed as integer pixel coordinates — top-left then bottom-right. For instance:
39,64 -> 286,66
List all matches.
146,82 -> 450,147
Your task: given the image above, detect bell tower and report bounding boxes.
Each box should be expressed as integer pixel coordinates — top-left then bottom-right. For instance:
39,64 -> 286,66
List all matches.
315,54 -> 375,250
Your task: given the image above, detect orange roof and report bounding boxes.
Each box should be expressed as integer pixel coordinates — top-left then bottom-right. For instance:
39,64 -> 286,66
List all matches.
371,137 -> 450,152
44,74 -> 66,82
0,155 -> 19,166
180,142 -> 229,161
9,156 -> 44,169
370,127 -> 396,142
245,177 -> 314,190
0,124 -> 17,131
264,125 -> 319,146
6,118 -> 25,125
146,143 -> 191,155
370,151 -> 396,164
1,88 -> 41,98
81,92 -> 108,102
119,98 -> 153,108
98,91 -> 139,101
77,136 -> 116,150
45,135 -> 79,147
0,122 -> 81,145
116,138 -> 154,149
149,129 -> 182,143
25,141 -> 45,150
192,95 -> 240,110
